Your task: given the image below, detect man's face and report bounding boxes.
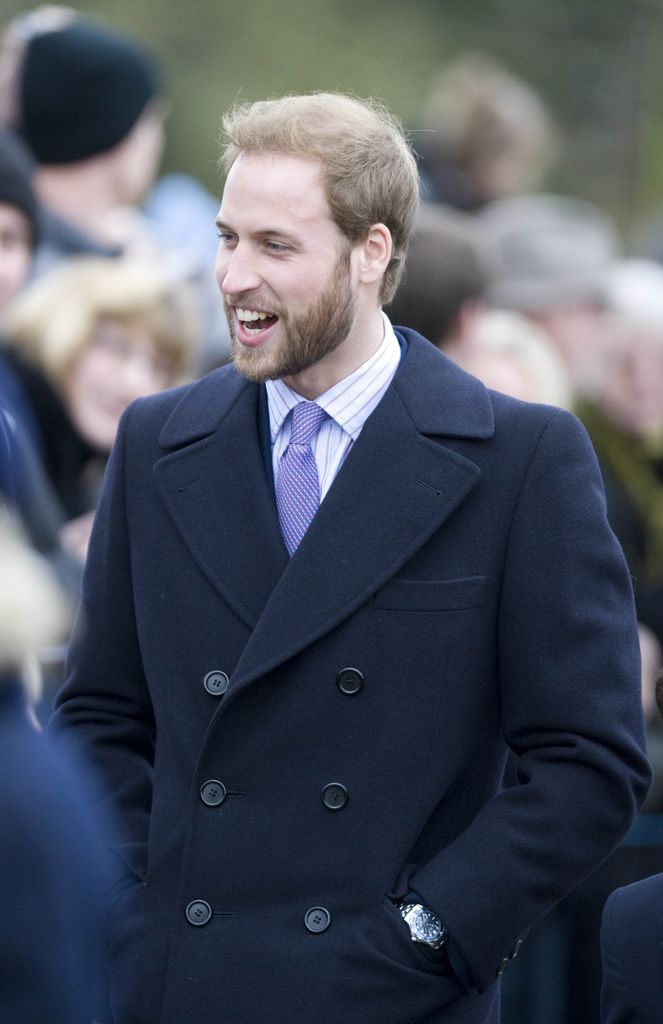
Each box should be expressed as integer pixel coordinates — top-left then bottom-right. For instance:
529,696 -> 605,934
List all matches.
215,152 -> 358,383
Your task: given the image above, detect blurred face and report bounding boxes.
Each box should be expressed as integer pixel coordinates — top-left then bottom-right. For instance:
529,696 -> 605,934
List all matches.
215,152 -> 358,385
529,304 -> 613,392
64,318 -> 176,451
599,322 -> 663,438
0,202 -> 32,313
115,103 -> 167,205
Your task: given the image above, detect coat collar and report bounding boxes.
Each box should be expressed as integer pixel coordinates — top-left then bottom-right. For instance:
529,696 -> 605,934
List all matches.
154,330 -> 494,705
158,328 -> 494,449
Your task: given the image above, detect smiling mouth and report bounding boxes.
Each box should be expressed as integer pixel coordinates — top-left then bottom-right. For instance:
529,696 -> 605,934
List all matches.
235,307 -> 279,336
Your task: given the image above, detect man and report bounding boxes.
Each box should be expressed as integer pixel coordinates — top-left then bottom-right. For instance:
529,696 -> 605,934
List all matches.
386,203 -> 491,350
7,12 -> 230,370
478,192 -> 619,398
13,17 -> 164,271
53,93 -> 650,1024
600,676 -> 663,1024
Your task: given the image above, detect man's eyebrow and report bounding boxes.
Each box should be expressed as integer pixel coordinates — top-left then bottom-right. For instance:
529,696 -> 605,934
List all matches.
214,220 -> 302,243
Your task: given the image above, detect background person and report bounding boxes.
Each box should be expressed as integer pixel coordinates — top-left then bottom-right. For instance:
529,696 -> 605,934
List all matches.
0,127 -> 83,602
3,255 -> 198,561
416,52 -> 559,212
478,192 -> 619,397
444,309 -> 572,409
0,510 -> 115,1024
1,7 -> 231,370
14,16 -> 165,270
577,259 -> 663,649
385,203 -> 492,349
600,672 -> 663,1024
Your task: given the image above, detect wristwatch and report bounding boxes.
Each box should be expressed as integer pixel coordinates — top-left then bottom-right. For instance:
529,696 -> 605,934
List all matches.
398,902 -> 448,950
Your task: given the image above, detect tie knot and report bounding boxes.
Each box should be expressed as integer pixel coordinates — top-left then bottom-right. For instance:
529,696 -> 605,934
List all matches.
289,401 -> 327,446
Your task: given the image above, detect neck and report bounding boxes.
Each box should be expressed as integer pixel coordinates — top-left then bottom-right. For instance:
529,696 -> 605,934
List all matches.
282,305 -> 385,400
36,160 -> 122,243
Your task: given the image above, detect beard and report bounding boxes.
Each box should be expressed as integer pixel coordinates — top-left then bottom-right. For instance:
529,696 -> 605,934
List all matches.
225,250 -> 357,383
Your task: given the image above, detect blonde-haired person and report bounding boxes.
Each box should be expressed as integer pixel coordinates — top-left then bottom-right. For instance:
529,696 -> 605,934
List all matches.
445,309 -> 573,409
2,255 -> 198,559
0,510 -> 115,1021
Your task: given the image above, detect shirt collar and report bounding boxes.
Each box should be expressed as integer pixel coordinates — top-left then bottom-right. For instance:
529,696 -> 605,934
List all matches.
266,312 -> 400,443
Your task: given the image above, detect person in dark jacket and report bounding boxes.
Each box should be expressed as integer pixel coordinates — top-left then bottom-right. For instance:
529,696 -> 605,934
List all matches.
53,92 -> 650,1024
0,512 -> 116,1024
600,673 -> 663,1024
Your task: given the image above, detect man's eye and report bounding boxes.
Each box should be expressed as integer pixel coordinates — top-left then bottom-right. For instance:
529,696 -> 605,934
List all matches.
216,231 -> 237,246
265,241 -> 289,254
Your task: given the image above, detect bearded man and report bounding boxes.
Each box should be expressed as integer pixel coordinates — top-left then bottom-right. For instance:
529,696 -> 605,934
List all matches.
52,93 -> 650,1024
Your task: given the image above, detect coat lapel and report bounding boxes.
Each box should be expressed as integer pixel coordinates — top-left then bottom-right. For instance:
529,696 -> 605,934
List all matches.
227,333 -> 494,700
153,335 -> 495,703
153,367 -> 288,630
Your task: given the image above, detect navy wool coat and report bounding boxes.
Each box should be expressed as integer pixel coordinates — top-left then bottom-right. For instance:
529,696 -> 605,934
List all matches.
53,330 -> 651,1024
601,872 -> 663,1024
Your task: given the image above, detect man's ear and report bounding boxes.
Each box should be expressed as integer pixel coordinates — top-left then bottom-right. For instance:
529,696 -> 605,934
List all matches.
355,223 -> 393,286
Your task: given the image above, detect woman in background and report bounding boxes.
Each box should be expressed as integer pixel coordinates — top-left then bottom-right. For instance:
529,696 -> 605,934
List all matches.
3,255 -> 198,559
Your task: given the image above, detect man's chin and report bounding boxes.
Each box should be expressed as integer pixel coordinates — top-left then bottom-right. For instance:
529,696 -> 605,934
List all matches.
231,340 -> 281,383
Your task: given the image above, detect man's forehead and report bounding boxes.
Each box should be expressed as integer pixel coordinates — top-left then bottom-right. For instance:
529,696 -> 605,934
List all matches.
220,151 -> 331,224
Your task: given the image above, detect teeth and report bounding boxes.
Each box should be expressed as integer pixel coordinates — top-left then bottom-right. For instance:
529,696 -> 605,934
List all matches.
236,308 -> 272,322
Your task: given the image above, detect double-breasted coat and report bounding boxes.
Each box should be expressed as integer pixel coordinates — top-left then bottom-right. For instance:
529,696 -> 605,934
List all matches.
54,329 -> 651,1024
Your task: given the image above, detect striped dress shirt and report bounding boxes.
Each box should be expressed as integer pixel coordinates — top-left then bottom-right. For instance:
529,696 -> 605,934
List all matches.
266,314 -> 401,502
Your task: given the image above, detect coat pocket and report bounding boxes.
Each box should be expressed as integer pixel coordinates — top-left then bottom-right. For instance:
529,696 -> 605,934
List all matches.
373,575 -> 486,611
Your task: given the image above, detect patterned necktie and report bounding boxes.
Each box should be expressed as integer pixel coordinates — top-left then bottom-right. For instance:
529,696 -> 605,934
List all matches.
276,401 -> 327,556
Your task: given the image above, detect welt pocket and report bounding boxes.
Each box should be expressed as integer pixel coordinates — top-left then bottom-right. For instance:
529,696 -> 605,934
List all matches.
373,575 -> 486,611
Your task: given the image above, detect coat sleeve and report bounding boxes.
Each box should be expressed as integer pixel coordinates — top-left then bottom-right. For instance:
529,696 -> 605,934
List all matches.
409,407 -> 651,992
51,401 -> 154,885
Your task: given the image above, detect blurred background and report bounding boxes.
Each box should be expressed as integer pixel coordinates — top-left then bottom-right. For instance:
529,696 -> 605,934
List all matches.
2,0 -> 663,235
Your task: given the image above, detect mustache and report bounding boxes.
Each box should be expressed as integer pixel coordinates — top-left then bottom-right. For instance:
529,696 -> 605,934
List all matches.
223,292 -> 281,314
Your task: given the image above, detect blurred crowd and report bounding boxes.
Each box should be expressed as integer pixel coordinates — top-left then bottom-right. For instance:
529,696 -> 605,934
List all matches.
1,9 -> 662,1024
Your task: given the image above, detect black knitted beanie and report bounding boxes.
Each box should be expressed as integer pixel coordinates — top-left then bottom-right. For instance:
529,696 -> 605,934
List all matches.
17,20 -> 161,165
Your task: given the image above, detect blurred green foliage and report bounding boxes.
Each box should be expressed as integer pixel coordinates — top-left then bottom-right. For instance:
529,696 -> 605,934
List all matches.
4,0 -> 663,240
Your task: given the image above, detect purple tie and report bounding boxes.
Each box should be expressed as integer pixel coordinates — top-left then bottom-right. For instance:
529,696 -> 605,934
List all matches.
276,401 -> 327,556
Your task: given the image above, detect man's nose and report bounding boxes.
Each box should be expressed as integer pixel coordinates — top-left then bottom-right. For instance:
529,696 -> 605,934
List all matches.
216,243 -> 261,297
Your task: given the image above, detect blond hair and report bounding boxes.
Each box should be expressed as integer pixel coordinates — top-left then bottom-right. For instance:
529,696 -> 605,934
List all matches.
5,256 -> 197,392
448,310 -> 572,409
220,93 -> 420,304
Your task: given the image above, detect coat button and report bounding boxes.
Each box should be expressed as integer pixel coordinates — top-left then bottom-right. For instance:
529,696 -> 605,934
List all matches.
304,907 -> 331,933
200,780 -> 227,806
204,670 -> 229,696
496,957 -> 510,976
321,783 -> 348,810
186,900 -> 212,926
337,667 -> 363,695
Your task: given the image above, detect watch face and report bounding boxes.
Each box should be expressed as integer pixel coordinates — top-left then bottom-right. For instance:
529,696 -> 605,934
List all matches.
411,907 -> 443,943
